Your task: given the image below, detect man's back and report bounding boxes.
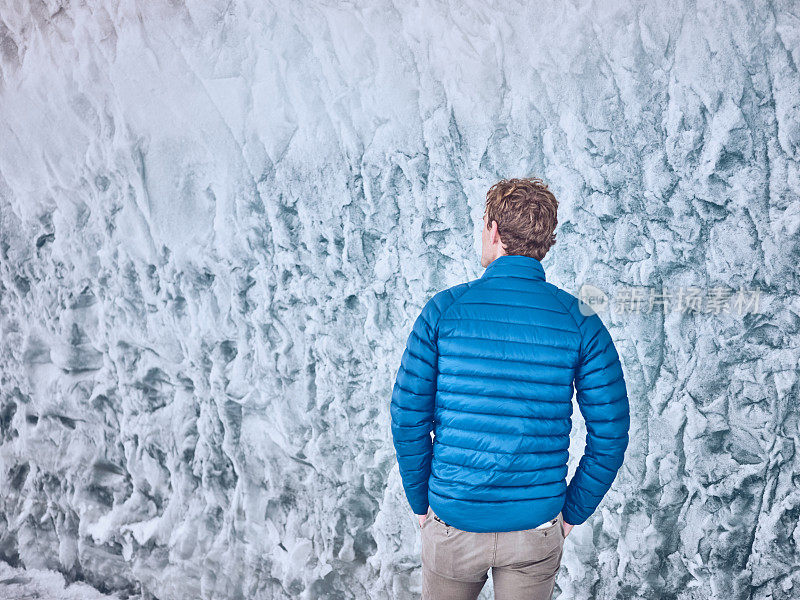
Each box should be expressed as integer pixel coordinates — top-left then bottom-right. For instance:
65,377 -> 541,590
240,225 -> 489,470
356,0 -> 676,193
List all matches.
391,253 -> 630,533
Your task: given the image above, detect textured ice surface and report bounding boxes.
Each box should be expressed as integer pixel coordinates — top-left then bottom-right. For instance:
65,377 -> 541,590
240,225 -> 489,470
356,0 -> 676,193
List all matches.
0,560 -> 122,600
0,1 -> 799,599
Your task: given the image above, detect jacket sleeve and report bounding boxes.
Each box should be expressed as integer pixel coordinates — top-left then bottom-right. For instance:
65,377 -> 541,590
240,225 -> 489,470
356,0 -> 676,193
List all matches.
390,296 -> 441,516
562,304 -> 630,526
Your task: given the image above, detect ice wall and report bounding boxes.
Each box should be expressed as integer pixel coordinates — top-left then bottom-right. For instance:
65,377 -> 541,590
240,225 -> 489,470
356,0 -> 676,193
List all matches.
1,1 -> 799,599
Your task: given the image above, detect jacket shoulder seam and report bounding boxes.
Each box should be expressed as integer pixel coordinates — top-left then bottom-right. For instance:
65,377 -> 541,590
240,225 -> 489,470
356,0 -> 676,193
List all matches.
436,279 -> 486,337
440,278 -> 492,319
542,284 -> 586,363
542,285 -> 582,331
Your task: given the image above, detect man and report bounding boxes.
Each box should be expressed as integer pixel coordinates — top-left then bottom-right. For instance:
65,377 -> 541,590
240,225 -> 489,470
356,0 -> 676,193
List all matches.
390,177 -> 630,600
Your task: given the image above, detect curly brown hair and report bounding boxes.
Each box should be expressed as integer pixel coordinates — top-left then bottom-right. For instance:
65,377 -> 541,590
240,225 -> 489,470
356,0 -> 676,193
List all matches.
484,177 -> 558,260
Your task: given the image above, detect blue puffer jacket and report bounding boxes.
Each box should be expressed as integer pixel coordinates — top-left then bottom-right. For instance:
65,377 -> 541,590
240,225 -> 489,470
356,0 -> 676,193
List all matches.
390,254 -> 630,532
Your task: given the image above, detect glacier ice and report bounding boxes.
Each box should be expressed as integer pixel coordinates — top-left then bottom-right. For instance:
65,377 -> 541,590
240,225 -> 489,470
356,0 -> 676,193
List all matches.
0,1 -> 799,599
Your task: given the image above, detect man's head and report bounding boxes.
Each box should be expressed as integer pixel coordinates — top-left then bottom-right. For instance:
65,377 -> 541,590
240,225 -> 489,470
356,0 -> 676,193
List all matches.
480,177 -> 559,268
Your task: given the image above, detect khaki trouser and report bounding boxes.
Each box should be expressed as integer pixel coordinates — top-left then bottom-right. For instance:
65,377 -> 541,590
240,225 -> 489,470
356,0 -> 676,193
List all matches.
421,507 -> 565,600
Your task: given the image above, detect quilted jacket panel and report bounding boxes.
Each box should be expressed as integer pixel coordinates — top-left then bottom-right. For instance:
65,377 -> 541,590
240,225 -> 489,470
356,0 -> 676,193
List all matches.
390,254 -> 630,532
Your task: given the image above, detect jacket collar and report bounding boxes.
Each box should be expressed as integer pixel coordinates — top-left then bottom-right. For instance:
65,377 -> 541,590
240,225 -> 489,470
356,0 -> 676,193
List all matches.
481,254 -> 546,282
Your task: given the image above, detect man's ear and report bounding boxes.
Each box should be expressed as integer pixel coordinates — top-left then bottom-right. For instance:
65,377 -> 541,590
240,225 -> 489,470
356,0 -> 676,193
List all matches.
491,220 -> 501,243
